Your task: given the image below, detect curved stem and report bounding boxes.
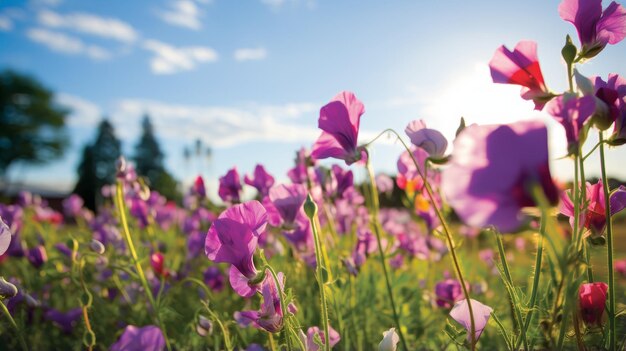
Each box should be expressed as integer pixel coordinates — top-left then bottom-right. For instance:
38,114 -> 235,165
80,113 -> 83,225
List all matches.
368,129 -> 476,349
365,160 -> 409,351
598,132 -> 616,351
0,299 -> 28,351
115,181 -> 172,351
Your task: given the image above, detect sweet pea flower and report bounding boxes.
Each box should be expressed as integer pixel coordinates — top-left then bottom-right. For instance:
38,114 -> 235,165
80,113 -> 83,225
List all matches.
405,120 -> 448,158
268,184 -> 307,228
593,74 -> 626,141
218,167 -> 242,203
449,299 -> 493,342
205,200 -> 268,297
45,308 -> 82,334
615,259 -> 626,277
560,180 -> 626,239
150,252 -> 168,278
62,194 -> 84,218
110,325 -> 166,351
376,173 -> 394,194
245,164 -> 275,197
26,245 -> 47,269
442,120 -> 559,233
235,271 -> 287,333
489,41 -> 553,110
304,326 -> 341,351
204,266 -> 225,292
559,0 -> 626,59
579,282 -> 608,326
0,217 -> 11,256
435,279 -> 464,308
546,94 -> 595,156
192,175 -> 206,198
378,328 -> 400,351
311,91 -> 367,165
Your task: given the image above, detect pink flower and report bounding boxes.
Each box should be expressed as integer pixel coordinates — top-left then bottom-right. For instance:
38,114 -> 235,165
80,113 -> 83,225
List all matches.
311,91 -> 367,165
218,167 -> 242,203
449,299 -> 493,342
489,41 -> 552,110
244,164 -> 275,197
546,94 -> 595,155
110,325 -> 165,351
559,0 -> 626,59
234,271 -> 289,333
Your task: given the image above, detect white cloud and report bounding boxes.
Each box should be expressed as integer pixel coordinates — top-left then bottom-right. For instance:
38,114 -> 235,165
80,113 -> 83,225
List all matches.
26,27 -> 111,60
157,0 -> 203,30
110,98 -> 319,147
234,47 -> 268,62
37,10 -> 138,43
260,0 -> 317,10
143,39 -> 218,74
56,93 -> 103,127
0,16 -> 12,31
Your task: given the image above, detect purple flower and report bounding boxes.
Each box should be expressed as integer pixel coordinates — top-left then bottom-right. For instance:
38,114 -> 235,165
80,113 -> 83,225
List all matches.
489,41 -> 552,110
110,325 -> 165,351
546,94 -> 595,155
376,173 -> 394,194
203,266 -> 225,292
442,120 -> 558,233
268,184 -> 307,228
205,201 -> 268,297
235,271 -> 287,333
62,194 -> 84,219
311,91 -> 367,165
405,119 -> 448,158
45,308 -> 82,334
0,216 -> 11,256
435,279 -> 464,308
218,167 -> 242,203
26,245 -> 47,269
245,164 -> 276,197
192,175 -> 206,198
560,180 -> 626,238
559,0 -> 626,59
327,164 -> 354,199
593,74 -> 626,142
304,326 -> 341,351
449,299 -> 493,342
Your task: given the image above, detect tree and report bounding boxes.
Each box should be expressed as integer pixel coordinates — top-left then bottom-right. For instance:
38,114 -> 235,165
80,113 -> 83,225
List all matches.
133,115 -> 179,201
73,119 -> 121,210
0,70 -> 69,180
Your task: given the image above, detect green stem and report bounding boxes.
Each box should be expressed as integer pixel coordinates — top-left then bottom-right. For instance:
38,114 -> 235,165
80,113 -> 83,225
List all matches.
201,301 -> 233,351
307,203 -> 331,351
369,130 -> 476,349
115,181 -> 172,351
578,155 -> 594,283
598,132 -> 616,351
514,185 -> 547,351
493,230 -> 528,350
0,299 -> 28,351
365,160 -> 409,351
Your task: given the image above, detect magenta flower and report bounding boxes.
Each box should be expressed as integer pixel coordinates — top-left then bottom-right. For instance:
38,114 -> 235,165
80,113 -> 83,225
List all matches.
245,164 -> 275,197
405,120 -> 448,158
203,266 -> 225,292
0,217 -> 11,256
62,194 -> 84,218
546,94 -> 595,155
235,271 -> 287,333
560,180 -> 626,238
110,325 -> 165,351
311,91 -> 367,165
489,41 -> 552,110
449,299 -> 493,342
615,259 -> 626,277
435,279 -> 464,308
45,308 -> 82,334
218,167 -> 242,203
268,184 -> 307,228
376,173 -> 394,194
304,326 -> 341,351
559,0 -> 626,59
579,282 -> 608,325
442,120 -> 558,232
205,200 -> 268,296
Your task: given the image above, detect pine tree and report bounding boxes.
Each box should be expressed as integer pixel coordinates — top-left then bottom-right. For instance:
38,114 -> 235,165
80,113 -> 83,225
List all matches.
73,119 -> 121,210
133,115 -> 179,201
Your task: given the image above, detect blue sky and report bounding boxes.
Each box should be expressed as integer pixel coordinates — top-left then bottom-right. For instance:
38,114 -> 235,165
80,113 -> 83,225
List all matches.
1,0 -> 625,199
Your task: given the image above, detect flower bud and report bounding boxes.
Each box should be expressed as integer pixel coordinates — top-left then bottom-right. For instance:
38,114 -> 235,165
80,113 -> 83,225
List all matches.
196,315 -> 213,336
579,282 -> 608,326
561,35 -> 577,65
89,239 -> 105,255
0,277 -> 18,299
303,193 -> 318,219
378,328 -> 399,351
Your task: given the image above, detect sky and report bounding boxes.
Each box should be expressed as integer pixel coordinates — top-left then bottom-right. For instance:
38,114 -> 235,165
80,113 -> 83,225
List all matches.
1,0 -> 625,200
